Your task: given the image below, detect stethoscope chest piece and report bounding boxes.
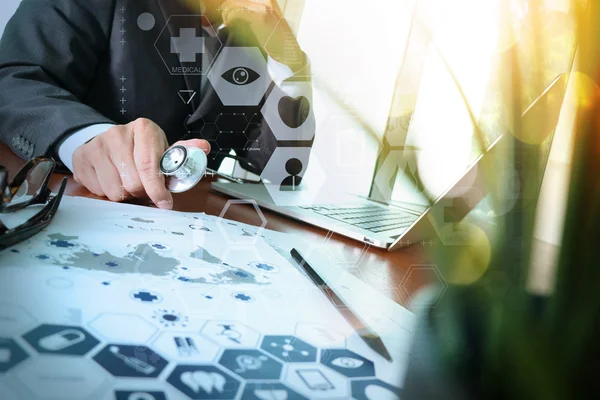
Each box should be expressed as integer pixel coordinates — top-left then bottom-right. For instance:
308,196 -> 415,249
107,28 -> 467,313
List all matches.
160,145 -> 208,193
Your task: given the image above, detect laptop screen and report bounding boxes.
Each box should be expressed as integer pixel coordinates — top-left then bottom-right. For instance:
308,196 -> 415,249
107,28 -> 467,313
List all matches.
370,0 -> 577,209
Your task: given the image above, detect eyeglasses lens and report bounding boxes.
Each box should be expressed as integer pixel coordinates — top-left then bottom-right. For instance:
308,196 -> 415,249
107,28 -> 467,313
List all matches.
7,160 -> 54,208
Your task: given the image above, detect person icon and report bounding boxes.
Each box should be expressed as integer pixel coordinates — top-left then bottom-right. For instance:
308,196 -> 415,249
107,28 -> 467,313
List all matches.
280,158 -> 303,191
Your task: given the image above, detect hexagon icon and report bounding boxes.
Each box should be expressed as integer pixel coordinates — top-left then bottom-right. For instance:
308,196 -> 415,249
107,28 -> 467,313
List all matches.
152,332 -> 220,362
219,349 -> 283,380
15,356 -> 108,399
351,379 -> 401,400
398,265 -> 448,310
115,391 -> 167,400
261,81 -> 316,141
0,303 -> 36,337
260,336 -> 317,363
88,313 -> 158,343
371,148 -> 426,206
93,344 -> 168,378
23,324 -> 100,356
263,19 -> 310,77
241,382 -> 308,400
260,147 -> 327,206
0,338 -> 29,373
154,15 -> 222,76
295,323 -> 346,348
216,199 -> 267,247
321,228 -> 370,267
284,364 -> 349,399
201,320 -> 261,348
167,364 -> 241,399
320,349 -> 375,378
207,47 -> 272,106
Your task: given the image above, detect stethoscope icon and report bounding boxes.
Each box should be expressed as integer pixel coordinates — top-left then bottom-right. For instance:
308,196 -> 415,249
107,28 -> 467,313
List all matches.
160,145 -> 261,192
159,145 -> 208,193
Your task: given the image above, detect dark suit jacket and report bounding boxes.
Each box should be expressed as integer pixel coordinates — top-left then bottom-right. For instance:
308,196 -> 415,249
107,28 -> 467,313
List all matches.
0,0 -> 312,174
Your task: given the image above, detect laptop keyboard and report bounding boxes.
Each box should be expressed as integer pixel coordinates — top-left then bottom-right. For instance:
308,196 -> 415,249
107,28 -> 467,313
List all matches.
299,204 -> 417,233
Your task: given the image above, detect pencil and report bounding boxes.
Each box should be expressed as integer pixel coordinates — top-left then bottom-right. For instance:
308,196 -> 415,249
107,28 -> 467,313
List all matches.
290,248 -> 393,362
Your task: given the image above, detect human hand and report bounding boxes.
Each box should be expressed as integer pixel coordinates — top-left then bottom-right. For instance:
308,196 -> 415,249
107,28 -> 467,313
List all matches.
219,0 -> 307,71
72,118 -> 210,209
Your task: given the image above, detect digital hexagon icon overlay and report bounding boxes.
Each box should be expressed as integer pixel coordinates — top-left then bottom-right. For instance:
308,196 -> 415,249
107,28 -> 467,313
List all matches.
218,349 -> 283,380
15,356 -> 108,399
241,382 -> 308,400
207,47 -> 272,106
398,264 -> 448,310
260,147 -> 326,206
167,364 -> 241,399
320,227 -> 370,267
154,15 -> 222,76
284,364 -> 349,399
371,148 -> 425,205
0,338 -> 29,373
351,379 -> 402,400
88,313 -> 158,343
23,324 -> 100,356
260,335 -> 317,363
201,320 -> 261,348
216,199 -> 267,248
152,331 -> 220,363
261,81 -> 316,141
320,349 -> 375,378
93,344 -> 168,378
115,390 -> 167,400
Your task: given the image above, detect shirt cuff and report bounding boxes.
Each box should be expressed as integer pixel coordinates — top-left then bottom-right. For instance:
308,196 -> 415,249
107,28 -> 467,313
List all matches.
57,124 -> 114,172
267,56 -> 295,85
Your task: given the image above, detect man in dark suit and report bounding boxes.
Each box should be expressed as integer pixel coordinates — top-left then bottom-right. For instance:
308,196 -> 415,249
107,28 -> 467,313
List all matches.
0,0 -> 312,209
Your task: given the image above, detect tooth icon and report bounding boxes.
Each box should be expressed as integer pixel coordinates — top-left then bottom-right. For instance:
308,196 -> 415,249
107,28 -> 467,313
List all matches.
181,371 -> 200,393
180,370 -> 226,394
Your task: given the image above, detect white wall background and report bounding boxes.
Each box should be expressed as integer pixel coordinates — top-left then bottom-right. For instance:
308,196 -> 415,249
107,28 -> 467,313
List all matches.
0,0 -> 21,38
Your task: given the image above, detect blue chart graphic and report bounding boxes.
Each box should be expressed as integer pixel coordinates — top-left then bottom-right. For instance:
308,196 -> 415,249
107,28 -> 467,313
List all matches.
241,382 -> 308,400
249,261 -> 279,273
232,292 -> 254,302
153,309 -> 189,328
93,344 -> 168,378
23,324 -> 99,356
0,198 -> 403,399
131,290 -> 162,303
261,335 -> 318,363
115,390 -> 167,400
167,365 -> 241,399
320,349 -> 376,378
218,349 -> 283,380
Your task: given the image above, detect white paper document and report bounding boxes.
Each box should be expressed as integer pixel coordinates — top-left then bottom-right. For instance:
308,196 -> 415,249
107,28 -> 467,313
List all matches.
0,196 -> 414,399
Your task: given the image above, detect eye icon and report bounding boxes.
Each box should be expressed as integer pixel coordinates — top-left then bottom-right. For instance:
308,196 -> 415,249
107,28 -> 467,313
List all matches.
331,357 -> 364,369
221,66 -> 260,86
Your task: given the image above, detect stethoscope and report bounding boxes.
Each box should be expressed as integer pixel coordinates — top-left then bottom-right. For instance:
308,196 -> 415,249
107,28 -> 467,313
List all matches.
159,145 -> 260,192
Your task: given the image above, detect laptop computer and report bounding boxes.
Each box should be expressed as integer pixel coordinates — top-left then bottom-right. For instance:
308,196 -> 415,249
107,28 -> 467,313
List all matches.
211,70 -> 567,250
211,0 -> 574,251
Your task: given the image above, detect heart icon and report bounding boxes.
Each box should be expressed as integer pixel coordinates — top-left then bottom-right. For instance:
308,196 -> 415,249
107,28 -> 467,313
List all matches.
278,96 -> 310,129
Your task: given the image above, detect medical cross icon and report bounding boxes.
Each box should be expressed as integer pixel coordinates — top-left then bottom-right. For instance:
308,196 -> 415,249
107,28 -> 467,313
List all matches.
170,28 -> 205,63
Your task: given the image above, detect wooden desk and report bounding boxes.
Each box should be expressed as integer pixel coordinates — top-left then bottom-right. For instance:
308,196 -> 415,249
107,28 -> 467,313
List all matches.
1,143 -> 431,307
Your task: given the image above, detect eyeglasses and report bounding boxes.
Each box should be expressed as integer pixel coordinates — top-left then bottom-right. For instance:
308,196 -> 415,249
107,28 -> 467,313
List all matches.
0,157 -> 67,251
